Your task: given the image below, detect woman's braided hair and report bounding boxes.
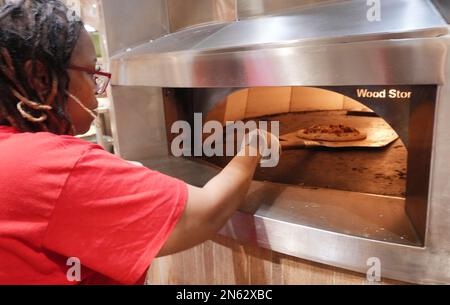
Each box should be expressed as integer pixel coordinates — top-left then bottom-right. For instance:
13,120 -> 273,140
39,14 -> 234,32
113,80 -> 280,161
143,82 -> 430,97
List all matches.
0,0 -> 83,134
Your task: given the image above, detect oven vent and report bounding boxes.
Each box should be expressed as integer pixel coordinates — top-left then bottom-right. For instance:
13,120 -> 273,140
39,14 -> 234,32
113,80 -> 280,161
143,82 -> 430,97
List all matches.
110,0 -> 448,88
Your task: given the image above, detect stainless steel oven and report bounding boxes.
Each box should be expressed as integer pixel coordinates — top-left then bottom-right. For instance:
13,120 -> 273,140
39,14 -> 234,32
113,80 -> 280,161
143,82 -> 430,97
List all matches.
105,0 -> 450,283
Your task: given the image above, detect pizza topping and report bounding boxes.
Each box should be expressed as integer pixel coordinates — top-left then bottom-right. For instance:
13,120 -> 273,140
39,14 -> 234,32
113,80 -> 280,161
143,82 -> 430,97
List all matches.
298,124 -> 367,142
303,125 -> 360,136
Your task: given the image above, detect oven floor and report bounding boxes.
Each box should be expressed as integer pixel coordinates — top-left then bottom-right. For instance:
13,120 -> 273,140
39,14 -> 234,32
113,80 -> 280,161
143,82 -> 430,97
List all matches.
202,111 -> 407,197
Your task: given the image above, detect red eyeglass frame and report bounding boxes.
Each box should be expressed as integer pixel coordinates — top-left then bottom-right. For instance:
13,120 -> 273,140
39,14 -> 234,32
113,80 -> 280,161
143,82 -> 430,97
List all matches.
68,64 -> 112,95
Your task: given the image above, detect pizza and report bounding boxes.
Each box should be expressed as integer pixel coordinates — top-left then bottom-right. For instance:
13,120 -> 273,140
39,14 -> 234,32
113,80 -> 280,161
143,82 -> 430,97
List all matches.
297,124 -> 367,142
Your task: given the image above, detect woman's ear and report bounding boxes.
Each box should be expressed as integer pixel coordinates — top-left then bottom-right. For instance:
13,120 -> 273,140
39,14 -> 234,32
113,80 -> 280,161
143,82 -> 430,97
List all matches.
23,60 -> 51,98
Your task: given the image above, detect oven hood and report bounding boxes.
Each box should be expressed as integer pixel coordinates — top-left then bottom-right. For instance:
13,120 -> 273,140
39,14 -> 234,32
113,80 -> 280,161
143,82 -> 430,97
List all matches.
110,0 -> 449,88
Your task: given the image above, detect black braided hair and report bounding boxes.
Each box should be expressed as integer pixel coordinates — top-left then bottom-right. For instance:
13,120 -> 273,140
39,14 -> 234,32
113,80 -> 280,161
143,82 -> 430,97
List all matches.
0,0 -> 84,134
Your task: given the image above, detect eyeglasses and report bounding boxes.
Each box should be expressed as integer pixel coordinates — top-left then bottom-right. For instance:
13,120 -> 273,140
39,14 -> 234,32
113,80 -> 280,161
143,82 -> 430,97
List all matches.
68,65 -> 112,96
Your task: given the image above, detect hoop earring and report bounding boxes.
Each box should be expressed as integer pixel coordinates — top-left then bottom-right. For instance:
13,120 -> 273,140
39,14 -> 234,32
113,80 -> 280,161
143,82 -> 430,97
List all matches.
16,101 -> 48,123
11,88 -> 52,123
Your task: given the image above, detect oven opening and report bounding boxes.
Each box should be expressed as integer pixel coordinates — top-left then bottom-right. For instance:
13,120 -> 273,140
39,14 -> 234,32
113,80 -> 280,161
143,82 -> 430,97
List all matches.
163,86 -> 436,247
203,87 -> 407,198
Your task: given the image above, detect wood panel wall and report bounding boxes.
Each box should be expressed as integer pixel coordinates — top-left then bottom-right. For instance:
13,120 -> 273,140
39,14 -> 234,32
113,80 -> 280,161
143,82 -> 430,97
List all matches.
146,235 -> 402,285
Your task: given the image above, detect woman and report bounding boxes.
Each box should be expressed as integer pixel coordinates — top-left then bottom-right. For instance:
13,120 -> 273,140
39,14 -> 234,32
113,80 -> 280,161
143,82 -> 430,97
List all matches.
0,0 -> 276,285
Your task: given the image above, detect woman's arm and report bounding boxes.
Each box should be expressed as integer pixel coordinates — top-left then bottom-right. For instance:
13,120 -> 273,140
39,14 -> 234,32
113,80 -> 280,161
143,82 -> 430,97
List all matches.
157,142 -> 261,257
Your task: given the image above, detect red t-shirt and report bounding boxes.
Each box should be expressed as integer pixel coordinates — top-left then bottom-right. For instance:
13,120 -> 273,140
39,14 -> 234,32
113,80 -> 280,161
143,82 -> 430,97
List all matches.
0,126 -> 187,285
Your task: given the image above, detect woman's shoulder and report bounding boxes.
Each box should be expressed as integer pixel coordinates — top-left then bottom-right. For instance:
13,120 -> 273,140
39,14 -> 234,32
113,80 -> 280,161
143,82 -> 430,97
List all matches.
0,129 -> 107,207
35,131 -> 100,151
0,128 -> 104,164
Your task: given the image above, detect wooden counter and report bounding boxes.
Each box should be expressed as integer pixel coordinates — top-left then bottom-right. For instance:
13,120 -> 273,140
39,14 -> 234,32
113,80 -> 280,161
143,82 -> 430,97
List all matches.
147,235 -> 403,285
